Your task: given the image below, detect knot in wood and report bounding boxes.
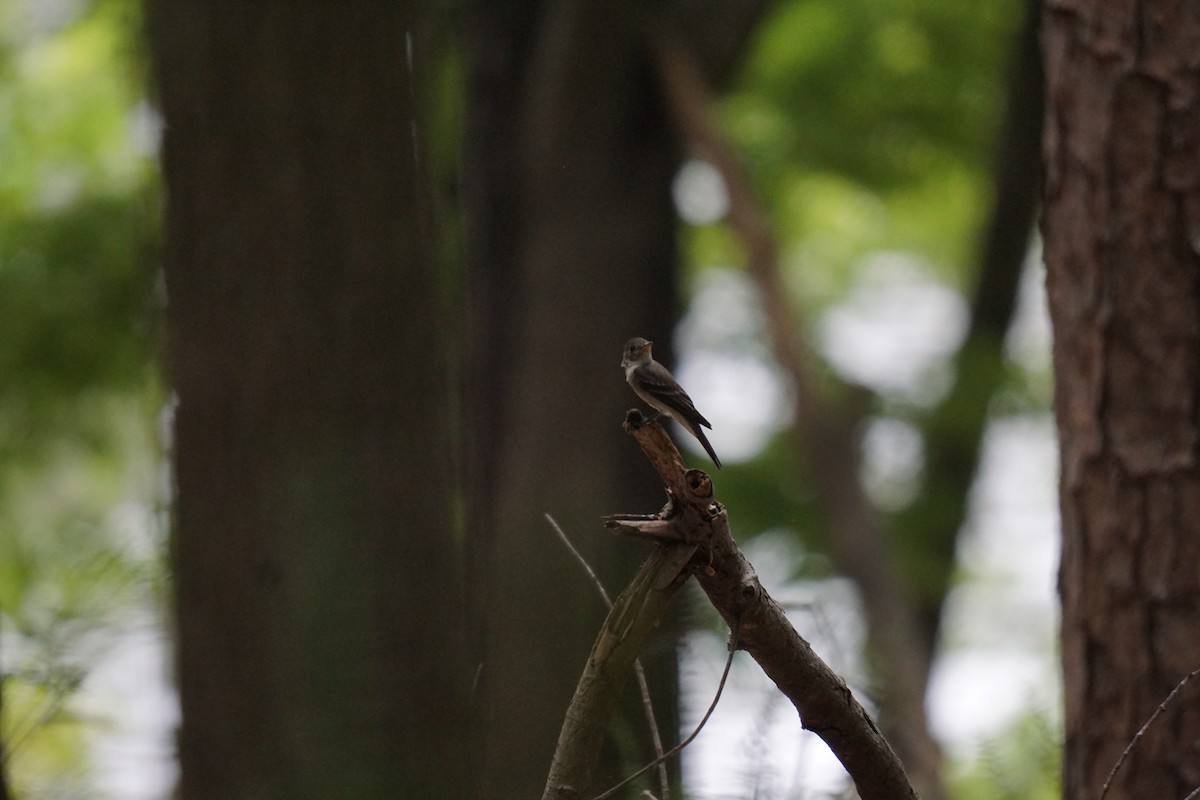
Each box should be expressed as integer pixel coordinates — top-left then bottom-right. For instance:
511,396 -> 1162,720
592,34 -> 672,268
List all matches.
683,468 -> 713,499
623,408 -> 649,430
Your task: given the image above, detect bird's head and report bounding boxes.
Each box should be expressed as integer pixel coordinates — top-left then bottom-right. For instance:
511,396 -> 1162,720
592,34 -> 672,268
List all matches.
621,337 -> 653,368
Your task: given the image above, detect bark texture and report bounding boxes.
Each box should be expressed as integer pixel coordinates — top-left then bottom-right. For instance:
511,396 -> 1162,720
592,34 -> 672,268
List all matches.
1042,2 -> 1200,797
152,4 -> 472,798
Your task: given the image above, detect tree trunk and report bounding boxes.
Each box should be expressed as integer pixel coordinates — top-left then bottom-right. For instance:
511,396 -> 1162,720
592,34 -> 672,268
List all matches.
150,4 -> 472,798
463,3 -> 770,794
1042,2 -> 1200,797
464,3 -> 681,795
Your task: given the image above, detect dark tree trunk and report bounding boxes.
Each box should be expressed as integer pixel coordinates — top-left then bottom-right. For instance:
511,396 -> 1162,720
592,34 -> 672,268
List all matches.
150,4 -> 472,798
464,3 -> 681,795
463,2 -> 769,795
1042,1 -> 1200,797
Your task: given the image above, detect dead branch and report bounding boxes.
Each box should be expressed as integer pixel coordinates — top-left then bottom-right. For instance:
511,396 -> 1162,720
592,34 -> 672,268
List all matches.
542,412 -> 917,800
593,623 -> 739,800
545,514 -> 672,800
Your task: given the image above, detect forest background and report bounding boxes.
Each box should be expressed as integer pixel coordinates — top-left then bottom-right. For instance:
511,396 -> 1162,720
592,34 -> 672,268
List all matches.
0,0 -> 1138,798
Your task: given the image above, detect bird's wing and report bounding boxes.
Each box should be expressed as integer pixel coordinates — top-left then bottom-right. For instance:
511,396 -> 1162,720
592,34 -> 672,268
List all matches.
639,362 -> 713,429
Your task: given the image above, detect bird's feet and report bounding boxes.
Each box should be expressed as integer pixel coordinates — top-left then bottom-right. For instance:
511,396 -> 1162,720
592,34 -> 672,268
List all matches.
625,409 -> 664,429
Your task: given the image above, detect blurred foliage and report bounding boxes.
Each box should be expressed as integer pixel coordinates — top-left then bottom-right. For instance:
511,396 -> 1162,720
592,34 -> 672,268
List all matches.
0,0 -> 1056,793
948,708 -> 1061,800
684,0 -> 1046,565
679,1 -> 1057,788
680,0 -> 1036,460
0,0 -> 160,795
713,0 -> 1023,284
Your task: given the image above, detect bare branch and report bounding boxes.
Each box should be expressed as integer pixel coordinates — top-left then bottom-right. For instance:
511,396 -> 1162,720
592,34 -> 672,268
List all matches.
543,417 -> 917,800
605,517 -> 685,545
594,623 -> 740,800
547,513 -> 616,607
546,514 -> 671,800
687,501 -> 915,800
1099,667 -> 1200,800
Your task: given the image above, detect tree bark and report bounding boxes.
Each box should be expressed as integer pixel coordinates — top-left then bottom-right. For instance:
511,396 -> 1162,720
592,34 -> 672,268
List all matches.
151,4 -> 472,798
1042,1 -> 1200,797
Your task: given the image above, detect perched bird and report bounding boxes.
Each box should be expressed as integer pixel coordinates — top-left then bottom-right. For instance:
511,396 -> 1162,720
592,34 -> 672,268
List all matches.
621,337 -> 721,468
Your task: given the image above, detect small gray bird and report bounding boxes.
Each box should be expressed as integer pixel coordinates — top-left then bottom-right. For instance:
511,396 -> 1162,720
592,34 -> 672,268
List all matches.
622,337 -> 721,468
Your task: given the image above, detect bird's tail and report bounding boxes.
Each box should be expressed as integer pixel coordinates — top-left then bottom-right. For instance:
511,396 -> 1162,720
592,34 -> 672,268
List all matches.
691,426 -> 722,469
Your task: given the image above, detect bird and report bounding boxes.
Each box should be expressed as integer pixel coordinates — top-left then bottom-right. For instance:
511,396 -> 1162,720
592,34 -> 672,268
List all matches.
621,336 -> 721,468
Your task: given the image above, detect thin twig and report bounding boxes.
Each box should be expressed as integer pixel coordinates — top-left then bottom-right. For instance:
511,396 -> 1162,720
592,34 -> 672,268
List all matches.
1183,785 -> 1200,800
1098,666 -> 1200,800
546,513 -> 613,606
592,621 -> 741,800
545,514 -> 671,800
